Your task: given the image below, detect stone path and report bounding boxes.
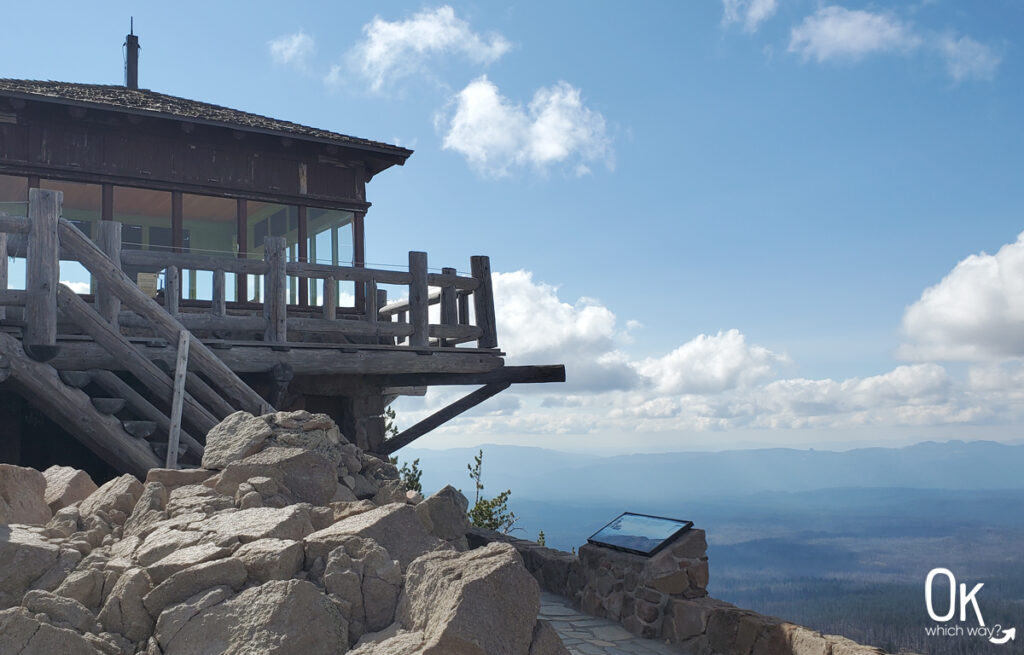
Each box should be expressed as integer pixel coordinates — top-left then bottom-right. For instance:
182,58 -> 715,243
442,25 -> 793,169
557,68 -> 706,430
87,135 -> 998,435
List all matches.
539,592 -> 679,655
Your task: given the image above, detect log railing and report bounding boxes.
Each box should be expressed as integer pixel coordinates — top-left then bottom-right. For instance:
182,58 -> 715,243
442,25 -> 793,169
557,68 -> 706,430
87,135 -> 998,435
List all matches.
0,191 -> 500,353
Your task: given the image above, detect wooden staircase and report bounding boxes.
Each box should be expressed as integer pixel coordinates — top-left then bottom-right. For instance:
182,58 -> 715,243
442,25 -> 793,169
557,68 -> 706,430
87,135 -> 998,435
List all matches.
0,189 -> 275,476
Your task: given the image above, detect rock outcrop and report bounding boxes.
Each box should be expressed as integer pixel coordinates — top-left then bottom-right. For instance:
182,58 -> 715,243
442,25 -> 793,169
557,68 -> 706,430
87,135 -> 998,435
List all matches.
0,410 -> 565,655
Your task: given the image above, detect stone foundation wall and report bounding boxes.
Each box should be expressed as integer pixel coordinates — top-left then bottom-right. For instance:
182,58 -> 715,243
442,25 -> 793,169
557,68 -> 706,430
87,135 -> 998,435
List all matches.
467,527 -> 887,655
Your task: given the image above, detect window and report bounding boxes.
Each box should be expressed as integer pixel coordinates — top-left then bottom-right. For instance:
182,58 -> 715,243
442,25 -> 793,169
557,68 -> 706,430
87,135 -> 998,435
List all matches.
183,194 -> 238,301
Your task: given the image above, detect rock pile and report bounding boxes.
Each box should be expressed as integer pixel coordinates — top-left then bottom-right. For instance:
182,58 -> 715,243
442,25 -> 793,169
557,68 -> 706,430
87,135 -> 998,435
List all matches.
0,410 -> 569,655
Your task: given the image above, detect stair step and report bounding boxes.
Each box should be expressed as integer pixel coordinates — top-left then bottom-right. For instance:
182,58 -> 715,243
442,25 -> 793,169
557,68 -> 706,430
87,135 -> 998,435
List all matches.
59,371 -> 93,388
150,442 -> 189,459
91,397 -> 126,415
122,420 -> 157,439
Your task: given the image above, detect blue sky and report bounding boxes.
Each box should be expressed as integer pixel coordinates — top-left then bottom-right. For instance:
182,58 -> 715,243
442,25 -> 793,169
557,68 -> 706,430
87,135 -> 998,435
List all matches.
4,1 -> 1024,452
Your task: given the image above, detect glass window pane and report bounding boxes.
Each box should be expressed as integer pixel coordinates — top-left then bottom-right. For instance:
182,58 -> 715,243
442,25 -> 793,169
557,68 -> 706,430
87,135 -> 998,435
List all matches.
183,194 -> 238,301
0,175 -> 27,291
308,209 -> 354,307
113,186 -> 171,251
0,173 -> 27,215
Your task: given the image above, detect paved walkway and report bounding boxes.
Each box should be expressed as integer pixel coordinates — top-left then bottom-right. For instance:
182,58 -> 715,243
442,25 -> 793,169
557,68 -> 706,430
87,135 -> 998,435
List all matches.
539,592 -> 679,655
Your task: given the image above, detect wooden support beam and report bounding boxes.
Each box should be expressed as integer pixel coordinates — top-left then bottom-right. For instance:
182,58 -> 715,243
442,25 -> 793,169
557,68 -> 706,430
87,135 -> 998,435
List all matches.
56,284 -> 219,435
297,206 -> 308,307
353,211 -> 365,311
165,265 -> 180,316
101,184 -> 113,222
0,232 -> 7,321
471,255 -> 497,349
96,221 -> 122,327
166,331 -> 190,469
365,279 -> 378,322
48,340 -> 504,375
0,215 -> 30,234
440,266 -> 457,347
323,276 -> 336,320
409,251 -> 428,348
236,198 -> 248,302
212,269 -> 226,317
25,189 -> 60,361
373,364 -> 566,388
91,369 -> 203,456
58,218 -> 272,415
382,382 -> 511,455
263,236 -> 287,343
171,192 -> 183,253
0,331 -> 160,477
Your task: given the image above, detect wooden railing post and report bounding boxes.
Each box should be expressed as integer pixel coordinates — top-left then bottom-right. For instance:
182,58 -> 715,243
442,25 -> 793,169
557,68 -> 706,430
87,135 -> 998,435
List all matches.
264,236 -> 287,343
165,265 -> 180,316
470,256 -> 497,348
408,251 -> 428,347
212,269 -> 226,317
25,188 -> 60,361
0,232 -> 7,321
323,276 -> 337,320
365,279 -> 378,322
166,330 -> 191,469
96,221 -> 122,327
441,266 -> 457,347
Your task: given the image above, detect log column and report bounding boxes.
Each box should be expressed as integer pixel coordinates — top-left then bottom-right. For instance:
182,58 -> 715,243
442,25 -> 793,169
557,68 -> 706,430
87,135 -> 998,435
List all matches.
24,188 -> 60,361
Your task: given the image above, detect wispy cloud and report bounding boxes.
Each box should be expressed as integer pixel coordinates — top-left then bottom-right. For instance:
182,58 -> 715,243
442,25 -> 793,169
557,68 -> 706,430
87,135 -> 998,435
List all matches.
786,5 -> 1000,82
788,6 -> 922,62
268,31 -> 316,71
346,5 -> 510,91
938,34 -> 1001,82
441,76 -> 613,177
722,0 -> 778,33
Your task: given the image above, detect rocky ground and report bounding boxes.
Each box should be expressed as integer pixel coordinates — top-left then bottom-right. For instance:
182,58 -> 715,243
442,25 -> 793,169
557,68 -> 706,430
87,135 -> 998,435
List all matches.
0,410 -> 569,655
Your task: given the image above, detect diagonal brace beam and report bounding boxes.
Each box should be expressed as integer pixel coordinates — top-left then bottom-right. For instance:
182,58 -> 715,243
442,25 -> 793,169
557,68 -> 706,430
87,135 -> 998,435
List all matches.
381,381 -> 511,456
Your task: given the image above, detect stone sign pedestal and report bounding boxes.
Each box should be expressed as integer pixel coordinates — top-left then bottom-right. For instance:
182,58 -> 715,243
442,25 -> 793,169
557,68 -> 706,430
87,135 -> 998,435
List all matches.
577,528 -> 708,639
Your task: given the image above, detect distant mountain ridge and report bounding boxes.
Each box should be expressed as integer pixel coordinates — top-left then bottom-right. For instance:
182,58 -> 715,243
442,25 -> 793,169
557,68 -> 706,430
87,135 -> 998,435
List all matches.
401,439 -> 1024,503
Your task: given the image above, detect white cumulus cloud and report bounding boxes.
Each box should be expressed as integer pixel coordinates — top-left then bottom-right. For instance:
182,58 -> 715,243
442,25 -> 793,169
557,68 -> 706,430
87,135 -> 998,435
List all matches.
900,232 -> 1024,362
268,31 -> 316,70
722,0 -> 778,32
788,6 -> 922,62
60,280 -> 91,294
348,6 -> 510,91
633,329 -> 787,395
442,76 -> 612,177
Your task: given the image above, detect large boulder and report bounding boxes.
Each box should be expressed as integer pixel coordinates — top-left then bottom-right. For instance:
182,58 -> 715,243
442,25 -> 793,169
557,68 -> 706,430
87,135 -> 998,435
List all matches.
397,542 -> 541,655
201,411 -> 273,470
0,525 -> 61,609
305,503 -> 444,571
79,474 -> 143,523
41,466 -> 97,513
143,558 -> 247,617
323,535 -> 402,642
212,447 -> 338,506
161,579 -> 348,655
189,505 -> 315,544
97,567 -> 154,642
234,538 -> 304,583
415,485 -> 470,548
0,464 -> 51,525
0,606 -> 105,654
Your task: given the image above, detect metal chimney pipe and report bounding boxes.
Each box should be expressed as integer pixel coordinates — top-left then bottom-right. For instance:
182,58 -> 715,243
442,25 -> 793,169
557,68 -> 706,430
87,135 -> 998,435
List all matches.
125,25 -> 139,90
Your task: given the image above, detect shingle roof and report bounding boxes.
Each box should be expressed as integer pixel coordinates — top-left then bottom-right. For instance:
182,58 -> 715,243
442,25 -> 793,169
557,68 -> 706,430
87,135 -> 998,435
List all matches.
0,79 -> 412,159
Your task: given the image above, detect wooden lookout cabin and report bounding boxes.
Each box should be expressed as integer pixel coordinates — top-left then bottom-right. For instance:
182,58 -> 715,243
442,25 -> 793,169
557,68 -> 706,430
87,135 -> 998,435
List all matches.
0,33 -> 563,480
